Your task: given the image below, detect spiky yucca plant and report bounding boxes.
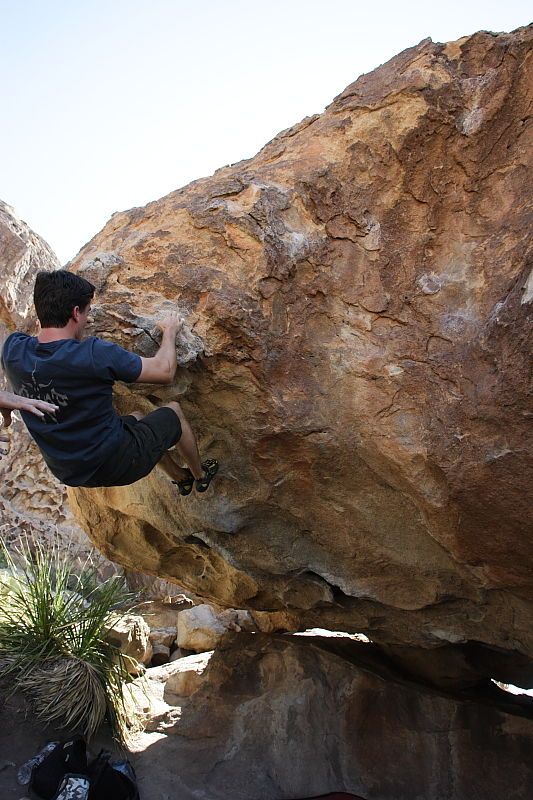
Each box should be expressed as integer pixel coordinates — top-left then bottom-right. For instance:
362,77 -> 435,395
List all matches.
0,538 -> 140,743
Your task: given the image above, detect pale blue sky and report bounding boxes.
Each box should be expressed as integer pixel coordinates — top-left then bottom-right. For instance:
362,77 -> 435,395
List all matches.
1,0 -> 530,263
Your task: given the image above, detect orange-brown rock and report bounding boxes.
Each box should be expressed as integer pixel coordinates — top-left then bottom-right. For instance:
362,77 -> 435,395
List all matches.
60,27 -> 533,675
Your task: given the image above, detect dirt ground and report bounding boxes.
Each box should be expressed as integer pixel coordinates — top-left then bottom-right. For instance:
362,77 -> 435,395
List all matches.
0,690 -> 174,800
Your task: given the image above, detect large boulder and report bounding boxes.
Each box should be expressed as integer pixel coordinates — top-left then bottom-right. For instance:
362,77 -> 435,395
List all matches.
32,29 -> 533,676
129,633 -> 533,800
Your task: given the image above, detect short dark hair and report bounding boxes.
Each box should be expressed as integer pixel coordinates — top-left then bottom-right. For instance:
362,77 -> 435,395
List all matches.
34,270 -> 95,328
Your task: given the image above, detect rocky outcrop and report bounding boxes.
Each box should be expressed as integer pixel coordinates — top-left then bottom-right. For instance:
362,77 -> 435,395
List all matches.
65,26 -> 533,682
0,201 -> 60,330
130,633 -> 533,800
134,599 -> 296,666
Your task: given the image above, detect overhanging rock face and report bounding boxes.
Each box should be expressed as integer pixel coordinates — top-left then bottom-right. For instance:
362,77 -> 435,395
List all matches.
67,27 -> 533,672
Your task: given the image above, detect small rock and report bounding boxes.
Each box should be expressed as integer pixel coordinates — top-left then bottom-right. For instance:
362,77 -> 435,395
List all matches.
417,272 -> 443,295
105,613 -> 153,671
136,599 -> 193,629
163,593 -> 193,605
218,608 -> 255,632
149,627 -> 177,648
177,604 -> 226,652
250,610 -> 299,633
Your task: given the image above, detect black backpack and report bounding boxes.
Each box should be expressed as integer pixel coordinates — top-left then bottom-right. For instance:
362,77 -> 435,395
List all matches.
88,750 -> 140,800
28,737 -> 139,800
29,737 -> 87,800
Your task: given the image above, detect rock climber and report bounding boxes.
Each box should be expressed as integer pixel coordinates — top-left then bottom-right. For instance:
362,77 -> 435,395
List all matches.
0,269 -> 218,493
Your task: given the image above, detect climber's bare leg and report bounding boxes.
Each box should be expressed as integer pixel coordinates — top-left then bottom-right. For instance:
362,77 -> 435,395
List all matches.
160,401 -> 203,481
158,452 -> 194,482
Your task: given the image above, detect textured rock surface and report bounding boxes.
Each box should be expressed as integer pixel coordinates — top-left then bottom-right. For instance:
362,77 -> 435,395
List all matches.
0,202 -> 182,590
149,627 -> 177,649
0,200 -> 60,329
106,613 -> 153,668
154,651 -> 212,698
177,604 -> 228,652
177,603 -> 257,652
151,643 -> 171,666
33,30 -> 533,673
1,636 -> 530,800
135,598 -> 195,629
129,634 -> 533,800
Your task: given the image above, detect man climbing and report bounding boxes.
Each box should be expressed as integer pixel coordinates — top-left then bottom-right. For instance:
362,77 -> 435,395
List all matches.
0,269 -> 218,493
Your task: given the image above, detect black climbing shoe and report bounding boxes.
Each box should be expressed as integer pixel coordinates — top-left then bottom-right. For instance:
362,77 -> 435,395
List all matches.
172,469 -> 194,496
195,459 -> 219,493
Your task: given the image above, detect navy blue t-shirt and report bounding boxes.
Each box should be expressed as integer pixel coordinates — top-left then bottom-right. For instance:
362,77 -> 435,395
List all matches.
1,332 -> 142,486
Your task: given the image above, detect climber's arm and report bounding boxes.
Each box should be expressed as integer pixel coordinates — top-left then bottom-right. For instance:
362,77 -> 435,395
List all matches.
136,311 -> 183,385
0,391 -> 59,459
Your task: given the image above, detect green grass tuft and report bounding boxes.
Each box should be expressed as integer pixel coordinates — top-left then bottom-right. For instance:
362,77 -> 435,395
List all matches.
0,536 -> 141,743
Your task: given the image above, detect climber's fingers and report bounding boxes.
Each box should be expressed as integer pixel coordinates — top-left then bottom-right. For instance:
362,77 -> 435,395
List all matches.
0,391 -> 58,420
156,310 -> 185,334
15,397 -> 59,419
